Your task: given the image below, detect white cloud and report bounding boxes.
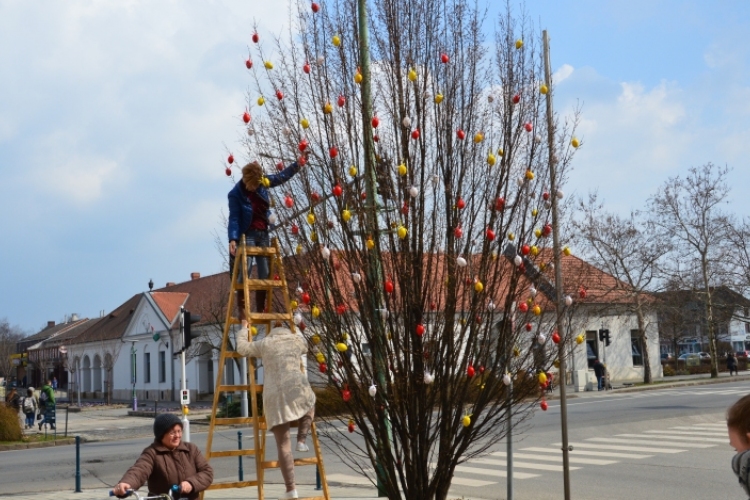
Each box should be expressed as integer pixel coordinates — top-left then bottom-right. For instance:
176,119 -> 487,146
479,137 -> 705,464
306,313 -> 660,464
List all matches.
553,64 -> 574,84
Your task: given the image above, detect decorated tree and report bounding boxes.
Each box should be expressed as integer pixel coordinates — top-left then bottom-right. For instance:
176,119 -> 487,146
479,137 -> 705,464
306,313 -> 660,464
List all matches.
224,1 -> 580,498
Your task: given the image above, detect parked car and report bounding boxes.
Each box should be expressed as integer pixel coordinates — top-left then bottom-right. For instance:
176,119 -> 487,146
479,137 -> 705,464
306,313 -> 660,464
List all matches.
661,353 -> 674,361
678,353 -> 701,365
698,352 -> 711,360
736,351 -> 750,358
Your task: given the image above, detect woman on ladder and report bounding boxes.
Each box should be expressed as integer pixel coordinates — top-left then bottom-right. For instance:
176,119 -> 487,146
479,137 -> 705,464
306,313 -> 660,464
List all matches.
237,326 -> 316,500
227,154 -> 307,327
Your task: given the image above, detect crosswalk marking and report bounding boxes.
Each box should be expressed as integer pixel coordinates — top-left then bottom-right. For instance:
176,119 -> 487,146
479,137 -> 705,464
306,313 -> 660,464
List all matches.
326,473 -> 373,486
593,436 -> 714,448
641,431 -> 727,443
556,442 -> 686,453
454,464 -> 537,479
521,446 -> 652,459
648,428 -> 727,436
491,451 -> 617,465
450,475 -> 499,487
470,457 -> 580,472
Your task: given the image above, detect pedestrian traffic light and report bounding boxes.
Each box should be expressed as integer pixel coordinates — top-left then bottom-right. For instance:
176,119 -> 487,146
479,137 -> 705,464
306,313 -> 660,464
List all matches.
182,310 -> 202,351
598,329 -> 611,346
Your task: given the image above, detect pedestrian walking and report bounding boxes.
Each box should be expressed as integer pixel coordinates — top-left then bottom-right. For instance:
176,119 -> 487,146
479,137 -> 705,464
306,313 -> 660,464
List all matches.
227,154 -> 306,328
236,326 -> 316,500
113,413 -> 213,499
593,359 -> 605,391
728,394 -> 750,497
21,387 -> 38,429
51,376 -> 58,390
727,352 -> 739,376
38,379 -> 56,430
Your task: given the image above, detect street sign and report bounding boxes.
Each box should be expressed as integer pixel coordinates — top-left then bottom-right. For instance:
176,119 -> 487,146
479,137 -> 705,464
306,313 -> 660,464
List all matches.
181,389 -> 190,405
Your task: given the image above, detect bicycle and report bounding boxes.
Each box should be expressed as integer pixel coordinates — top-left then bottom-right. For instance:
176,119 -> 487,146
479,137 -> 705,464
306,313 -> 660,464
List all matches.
109,485 -> 186,500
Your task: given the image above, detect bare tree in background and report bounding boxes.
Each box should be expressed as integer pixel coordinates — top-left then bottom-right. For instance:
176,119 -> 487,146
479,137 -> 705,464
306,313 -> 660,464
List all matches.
0,319 -> 26,382
648,163 -> 736,378
573,194 -> 661,383
224,1 -> 582,498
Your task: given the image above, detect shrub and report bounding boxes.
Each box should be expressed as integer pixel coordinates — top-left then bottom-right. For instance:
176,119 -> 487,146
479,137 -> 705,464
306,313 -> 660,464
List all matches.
0,404 -> 23,442
663,364 -> 675,377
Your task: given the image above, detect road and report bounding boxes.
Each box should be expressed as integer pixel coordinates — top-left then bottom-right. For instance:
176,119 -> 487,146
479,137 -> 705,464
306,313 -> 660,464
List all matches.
0,380 -> 747,499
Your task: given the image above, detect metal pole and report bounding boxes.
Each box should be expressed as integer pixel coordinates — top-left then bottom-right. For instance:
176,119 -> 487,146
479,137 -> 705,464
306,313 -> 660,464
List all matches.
180,307 -> 190,443
316,466 -> 322,491
542,30 -> 572,500
75,435 -> 82,493
506,379 -> 513,500
238,431 -> 244,481
65,405 -> 69,438
76,358 -> 81,407
356,0 -> 390,496
131,342 -> 137,411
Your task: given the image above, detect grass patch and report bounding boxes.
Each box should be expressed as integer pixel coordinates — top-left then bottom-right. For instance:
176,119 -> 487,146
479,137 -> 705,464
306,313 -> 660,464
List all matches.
0,433 -> 63,445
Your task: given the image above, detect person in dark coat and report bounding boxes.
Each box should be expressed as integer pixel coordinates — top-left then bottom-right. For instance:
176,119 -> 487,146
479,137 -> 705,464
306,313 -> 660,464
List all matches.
227,156 -> 306,326
592,359 -> 605,391
113,413 -> 213,500
728,352 -> 739,376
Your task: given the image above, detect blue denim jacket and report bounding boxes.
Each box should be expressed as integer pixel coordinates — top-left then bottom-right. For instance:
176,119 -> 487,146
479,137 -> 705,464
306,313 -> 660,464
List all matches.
227,162 -> 300,243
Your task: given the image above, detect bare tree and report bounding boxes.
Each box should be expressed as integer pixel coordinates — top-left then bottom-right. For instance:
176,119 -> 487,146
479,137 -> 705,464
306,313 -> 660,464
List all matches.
648,163 -> 736,377
228,1 -> 581,498
0,319 -> 26,382
573,194 -> 661,382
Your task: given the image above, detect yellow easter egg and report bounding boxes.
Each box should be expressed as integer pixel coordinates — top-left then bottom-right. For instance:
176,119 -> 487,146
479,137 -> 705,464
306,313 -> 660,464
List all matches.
342,209 -> 351,222
307,213 -> 315,225
264,61 -> 273,69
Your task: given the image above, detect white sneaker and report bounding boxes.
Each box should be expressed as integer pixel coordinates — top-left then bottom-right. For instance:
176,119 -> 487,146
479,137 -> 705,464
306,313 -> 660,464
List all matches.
296,442 -> 309,452
278,490 -> 298,499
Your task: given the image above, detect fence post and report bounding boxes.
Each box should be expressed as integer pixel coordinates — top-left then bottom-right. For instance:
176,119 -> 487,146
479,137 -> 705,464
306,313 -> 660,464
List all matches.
316,466 -> 321,490
75,435 -> 82,493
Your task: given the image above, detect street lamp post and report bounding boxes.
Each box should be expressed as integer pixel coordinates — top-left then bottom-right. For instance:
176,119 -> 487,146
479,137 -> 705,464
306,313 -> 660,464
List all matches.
130,340 -> 139,411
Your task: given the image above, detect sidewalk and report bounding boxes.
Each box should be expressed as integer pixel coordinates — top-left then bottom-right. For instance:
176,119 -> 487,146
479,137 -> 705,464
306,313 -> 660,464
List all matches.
3,485 -> 379,499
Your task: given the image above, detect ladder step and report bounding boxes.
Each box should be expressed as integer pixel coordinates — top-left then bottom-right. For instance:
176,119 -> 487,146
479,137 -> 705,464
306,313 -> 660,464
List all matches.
224,351 -> 244,358
234,279 -> 285,290
249,312 -> 293,321
217,385 -> 262,392
262,457 -> 320,469
208,449 -> 257,458
212,417 -> 257,425
258,418 -> 304,431
242,246 -> 278,256
206,480 -> 259,490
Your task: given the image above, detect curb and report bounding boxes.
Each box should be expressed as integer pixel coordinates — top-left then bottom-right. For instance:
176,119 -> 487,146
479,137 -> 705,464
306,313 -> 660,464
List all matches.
0,437 -> 76,452
613,373 -> 750,394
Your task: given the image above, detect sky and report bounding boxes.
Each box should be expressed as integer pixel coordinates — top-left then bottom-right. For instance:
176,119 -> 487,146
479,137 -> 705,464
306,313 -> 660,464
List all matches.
1,1 -> 749,334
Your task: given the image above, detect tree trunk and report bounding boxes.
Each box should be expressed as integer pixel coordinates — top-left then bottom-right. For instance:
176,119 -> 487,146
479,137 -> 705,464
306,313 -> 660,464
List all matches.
701,255 -> 719,377
635,297 -> 652,383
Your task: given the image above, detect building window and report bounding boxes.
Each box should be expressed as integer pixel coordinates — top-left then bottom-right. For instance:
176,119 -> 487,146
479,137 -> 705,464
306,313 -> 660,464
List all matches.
745,322 -> 750,334
144,352 -> 151,384
585,330 -> 599,369
745,307 -> 749,318
159,351 -> 166,383
631,330 -> 644,366
130,349 -> 137,384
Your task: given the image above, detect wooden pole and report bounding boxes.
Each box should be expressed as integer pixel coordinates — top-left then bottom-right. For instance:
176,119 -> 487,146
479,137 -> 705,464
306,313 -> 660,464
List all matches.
542,29 -> 572,500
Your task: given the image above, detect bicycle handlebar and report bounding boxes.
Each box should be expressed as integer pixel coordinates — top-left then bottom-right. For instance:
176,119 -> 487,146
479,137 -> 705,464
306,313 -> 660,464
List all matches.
108,489 -> 176,499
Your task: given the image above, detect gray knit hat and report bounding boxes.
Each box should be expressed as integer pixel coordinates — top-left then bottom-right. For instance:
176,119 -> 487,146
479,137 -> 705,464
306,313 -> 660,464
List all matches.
154,413 -> 183,440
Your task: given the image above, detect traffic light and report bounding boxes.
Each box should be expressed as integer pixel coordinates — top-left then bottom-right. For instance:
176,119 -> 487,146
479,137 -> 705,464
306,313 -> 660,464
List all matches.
183,310 -> 202,351
598,329 -> 611,346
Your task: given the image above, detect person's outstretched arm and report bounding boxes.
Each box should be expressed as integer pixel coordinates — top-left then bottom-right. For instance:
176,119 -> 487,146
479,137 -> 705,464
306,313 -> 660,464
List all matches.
236,328 -> 262,359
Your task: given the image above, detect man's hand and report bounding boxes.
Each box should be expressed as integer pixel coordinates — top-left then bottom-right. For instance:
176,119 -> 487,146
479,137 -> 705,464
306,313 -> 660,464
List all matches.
112,483 -> 131,497
179,481 -> 193,494
229,240 -> 237,256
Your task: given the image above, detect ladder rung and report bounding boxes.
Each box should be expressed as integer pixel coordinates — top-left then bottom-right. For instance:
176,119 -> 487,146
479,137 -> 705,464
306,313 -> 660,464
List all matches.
262,457 -> 320,469
206,480 -> 259,490
212,417 -> 257,425
242,246 -> 278,256
258,417 -> 303,431
224,351 -> 244,358
217,385 -> 261,392
234,279 -> 285,290
208,449 -> 257,458
249,312 -> 293,321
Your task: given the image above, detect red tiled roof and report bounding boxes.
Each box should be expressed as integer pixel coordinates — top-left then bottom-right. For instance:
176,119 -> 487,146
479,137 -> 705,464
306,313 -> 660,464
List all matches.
151,292 -> 189,324
158,273 -> 231,327
69,295 -> 141,344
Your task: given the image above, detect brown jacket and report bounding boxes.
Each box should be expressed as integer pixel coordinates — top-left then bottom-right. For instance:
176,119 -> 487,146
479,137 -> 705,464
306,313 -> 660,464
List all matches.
119,440 -> 213,500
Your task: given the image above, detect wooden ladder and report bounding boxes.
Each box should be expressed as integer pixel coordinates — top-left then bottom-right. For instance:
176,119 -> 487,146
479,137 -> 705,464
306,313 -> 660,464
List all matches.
200,236 -> 330,500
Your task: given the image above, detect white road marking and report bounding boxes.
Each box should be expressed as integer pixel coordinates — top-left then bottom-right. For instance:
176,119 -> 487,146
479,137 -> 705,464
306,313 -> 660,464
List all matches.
555,442 -> 686,453
595,437 -> 713,448
652,427 -> 727,436
470,457 -> 580,472
640,431 -> 727,443
491,451 -> 617,465
521,446 -> 652,459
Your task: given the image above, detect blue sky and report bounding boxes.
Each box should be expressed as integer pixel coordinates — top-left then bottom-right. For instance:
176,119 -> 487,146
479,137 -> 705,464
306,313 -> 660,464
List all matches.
1,1 -> 748,334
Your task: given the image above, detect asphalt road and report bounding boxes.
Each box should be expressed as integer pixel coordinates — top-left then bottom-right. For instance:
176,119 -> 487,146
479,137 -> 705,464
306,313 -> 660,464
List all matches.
1,380 -> 747,499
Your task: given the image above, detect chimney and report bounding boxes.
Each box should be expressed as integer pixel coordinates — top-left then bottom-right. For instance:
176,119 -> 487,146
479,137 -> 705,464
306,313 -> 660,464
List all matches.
71,313 -> 79,321
47,321 -> 55,328
190,272 -> 200,280
166,282 -> 176,287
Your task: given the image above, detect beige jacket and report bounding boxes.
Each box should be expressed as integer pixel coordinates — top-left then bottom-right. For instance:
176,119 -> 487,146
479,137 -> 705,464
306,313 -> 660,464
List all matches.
236,327 -> 316,429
